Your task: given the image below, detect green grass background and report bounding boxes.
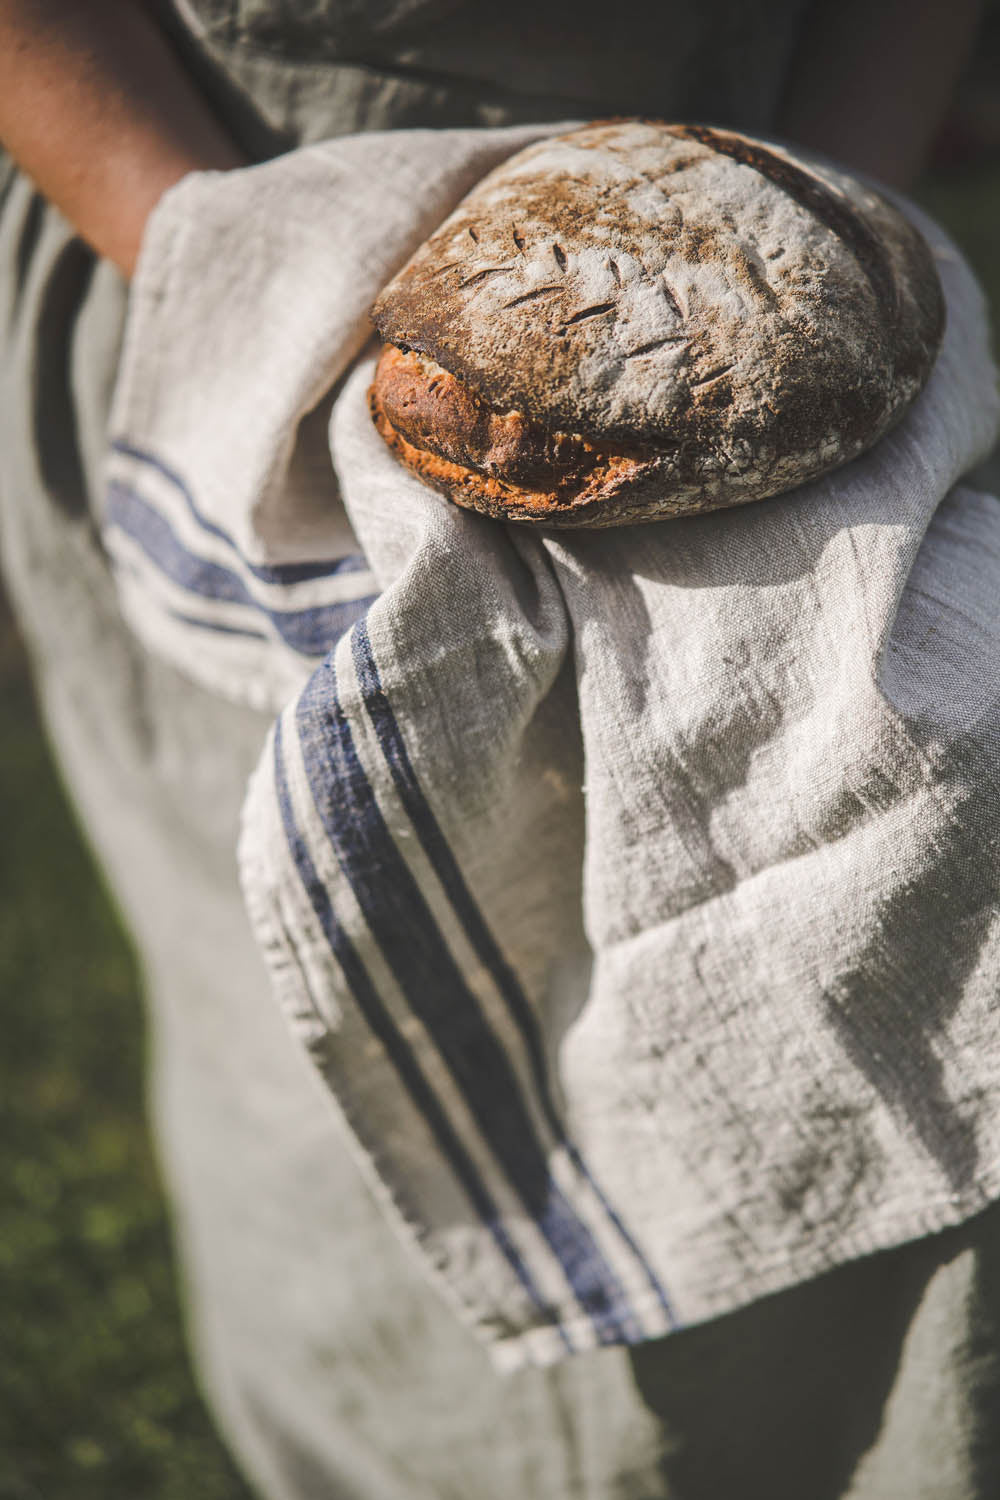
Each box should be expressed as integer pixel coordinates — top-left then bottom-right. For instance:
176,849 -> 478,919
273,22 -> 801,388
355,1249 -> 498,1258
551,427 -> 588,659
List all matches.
0,638 -> 254,1500
1,159 -> 998,1500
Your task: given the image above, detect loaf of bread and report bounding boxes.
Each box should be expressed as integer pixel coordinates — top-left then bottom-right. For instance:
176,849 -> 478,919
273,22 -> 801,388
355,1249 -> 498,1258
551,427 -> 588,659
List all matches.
370,120 -> 945,527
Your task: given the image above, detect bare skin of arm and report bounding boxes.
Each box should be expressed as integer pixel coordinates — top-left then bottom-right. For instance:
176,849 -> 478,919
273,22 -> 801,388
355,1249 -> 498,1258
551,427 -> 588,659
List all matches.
0,0 -> 248,276
778,0 -> 983,189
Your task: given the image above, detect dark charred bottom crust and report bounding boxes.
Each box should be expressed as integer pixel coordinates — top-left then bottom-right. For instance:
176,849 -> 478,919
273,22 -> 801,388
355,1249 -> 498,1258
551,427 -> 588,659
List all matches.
369,345 -> 664,526
372,345 -> 613,490
371,343 -> 668,525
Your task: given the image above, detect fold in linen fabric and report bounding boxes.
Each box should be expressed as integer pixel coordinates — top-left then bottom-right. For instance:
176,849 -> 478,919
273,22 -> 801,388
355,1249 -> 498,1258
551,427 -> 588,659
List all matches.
106,127 -> 1000,1371
105,125 -> 554,710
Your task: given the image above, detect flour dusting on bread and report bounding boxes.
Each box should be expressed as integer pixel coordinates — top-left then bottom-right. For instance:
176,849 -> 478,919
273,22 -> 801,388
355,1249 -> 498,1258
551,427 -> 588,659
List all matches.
370,120 -> 945,526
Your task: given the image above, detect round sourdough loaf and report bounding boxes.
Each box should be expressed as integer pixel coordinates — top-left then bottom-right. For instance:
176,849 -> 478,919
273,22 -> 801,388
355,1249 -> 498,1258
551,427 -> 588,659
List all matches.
369,120 -> 945,526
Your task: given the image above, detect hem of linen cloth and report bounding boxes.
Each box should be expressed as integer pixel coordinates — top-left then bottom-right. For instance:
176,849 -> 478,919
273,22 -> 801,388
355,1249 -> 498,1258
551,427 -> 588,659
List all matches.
487,1181 -> 1000,1372
237,749 -> 1000,1373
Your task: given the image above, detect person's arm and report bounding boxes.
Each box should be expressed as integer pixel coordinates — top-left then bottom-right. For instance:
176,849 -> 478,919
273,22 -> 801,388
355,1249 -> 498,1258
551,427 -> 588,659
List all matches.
778,0 -> 983,188
0,0 -> 249,276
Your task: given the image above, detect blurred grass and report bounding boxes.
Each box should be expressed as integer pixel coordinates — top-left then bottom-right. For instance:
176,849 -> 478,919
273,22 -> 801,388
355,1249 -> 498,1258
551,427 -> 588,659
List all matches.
0,147 -> 998,1500
0,613 -> 254,1499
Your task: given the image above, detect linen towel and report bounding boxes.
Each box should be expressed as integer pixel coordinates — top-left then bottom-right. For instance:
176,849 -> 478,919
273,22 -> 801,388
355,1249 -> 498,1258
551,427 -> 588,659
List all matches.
105,126 -> 1000,1371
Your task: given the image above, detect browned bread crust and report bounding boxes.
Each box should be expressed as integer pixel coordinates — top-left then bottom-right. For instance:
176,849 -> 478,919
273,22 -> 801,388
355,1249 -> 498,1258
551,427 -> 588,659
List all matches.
370,344 -> 666,525
370,120 -> 945,527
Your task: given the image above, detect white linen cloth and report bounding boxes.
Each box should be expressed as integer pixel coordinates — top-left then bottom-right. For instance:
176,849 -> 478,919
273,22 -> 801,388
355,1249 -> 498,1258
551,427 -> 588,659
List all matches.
104,125 -> 1000,1372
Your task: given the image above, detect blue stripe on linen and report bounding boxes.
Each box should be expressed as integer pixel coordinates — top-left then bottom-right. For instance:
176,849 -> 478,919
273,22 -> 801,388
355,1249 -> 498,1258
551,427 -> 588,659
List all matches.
272,717 -> 573,1354
294,655 -> 644,1346
351,619 -> 679,1331
111,440 -> 369,584
163,608 -> 269,641
106,483 -> 376,657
